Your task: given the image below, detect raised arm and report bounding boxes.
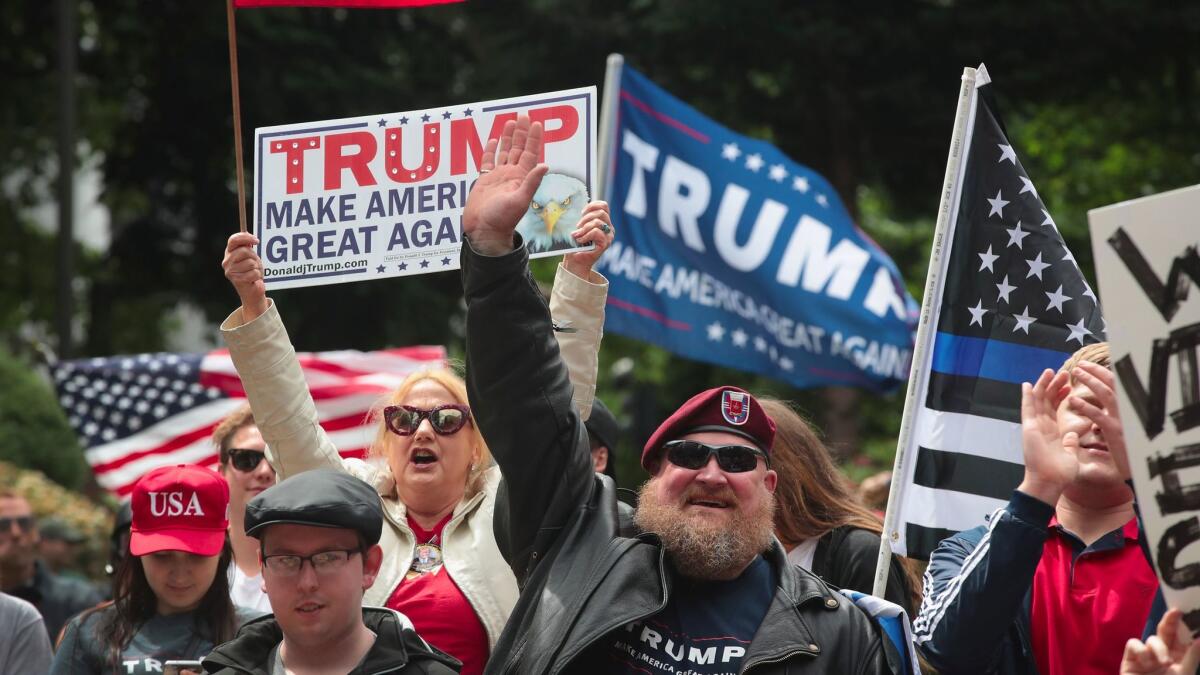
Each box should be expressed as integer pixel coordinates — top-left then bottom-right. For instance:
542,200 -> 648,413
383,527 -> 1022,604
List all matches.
461,116 -> 597,583
220,233 -> 368,484
550,200 -> 613,419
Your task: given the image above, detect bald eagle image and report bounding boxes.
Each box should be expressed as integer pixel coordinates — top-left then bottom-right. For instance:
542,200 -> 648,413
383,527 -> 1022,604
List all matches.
517,173 -> 589,254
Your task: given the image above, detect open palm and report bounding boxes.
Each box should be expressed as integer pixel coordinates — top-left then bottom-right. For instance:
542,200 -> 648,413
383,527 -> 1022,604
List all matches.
1019,368 -> 1078,502
462,115 -> 549,255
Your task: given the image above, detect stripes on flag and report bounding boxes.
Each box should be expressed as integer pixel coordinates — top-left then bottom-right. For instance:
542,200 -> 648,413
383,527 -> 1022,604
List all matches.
54,346 -> 445,496
887,65 -> 1105,559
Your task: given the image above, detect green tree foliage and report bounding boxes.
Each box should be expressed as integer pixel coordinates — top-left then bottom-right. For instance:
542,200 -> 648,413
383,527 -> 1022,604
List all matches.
0,349 -> 88,489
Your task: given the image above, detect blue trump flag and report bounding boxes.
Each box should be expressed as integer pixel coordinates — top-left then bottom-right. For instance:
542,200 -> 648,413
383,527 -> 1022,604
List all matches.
598,66 -> 917,392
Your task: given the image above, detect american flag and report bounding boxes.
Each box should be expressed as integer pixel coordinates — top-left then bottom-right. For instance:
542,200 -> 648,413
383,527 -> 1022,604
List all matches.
886,65 -> 1106,560
52,346 -> 446,496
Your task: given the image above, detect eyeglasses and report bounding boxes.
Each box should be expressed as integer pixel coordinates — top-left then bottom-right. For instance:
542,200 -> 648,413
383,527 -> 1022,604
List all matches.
662,440 -> 769,473
261,549 -> 362,577
0,516 -> 35,533
227,448 -> 268,472
383,404 -> 472,436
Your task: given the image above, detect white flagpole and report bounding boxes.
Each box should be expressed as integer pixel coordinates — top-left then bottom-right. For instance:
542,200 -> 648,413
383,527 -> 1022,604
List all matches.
596,53 -> 624,203
872,67 -> 979,597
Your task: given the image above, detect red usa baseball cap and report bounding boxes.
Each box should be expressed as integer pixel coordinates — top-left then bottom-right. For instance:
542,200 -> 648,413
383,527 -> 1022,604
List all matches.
129,465 -> 229,556
641,386 -> 776,471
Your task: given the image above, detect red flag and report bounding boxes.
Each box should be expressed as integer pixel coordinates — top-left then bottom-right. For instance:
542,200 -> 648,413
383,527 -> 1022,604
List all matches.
234,0 -> 464,7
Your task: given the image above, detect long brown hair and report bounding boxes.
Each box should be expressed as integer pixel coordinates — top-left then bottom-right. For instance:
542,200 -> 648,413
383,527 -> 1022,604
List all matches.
82,540 -> 237,671
759,397 -> 922,609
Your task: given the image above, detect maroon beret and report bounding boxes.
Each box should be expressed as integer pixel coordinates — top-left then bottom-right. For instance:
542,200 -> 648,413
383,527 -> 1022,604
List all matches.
641,386 -> 776,470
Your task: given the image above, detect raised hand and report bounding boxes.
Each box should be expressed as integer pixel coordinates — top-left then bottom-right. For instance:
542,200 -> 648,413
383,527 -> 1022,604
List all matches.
462,115 -> 549,256
562,201 -> 615,279
1018,368 -> 1077,506
1121,608 -> 1200,675
1068,360 -> 1132,481
222,232 -> 269,322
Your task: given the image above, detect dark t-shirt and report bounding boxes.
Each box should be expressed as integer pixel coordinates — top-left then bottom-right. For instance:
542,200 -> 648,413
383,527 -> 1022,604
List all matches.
51,604 -> 261,675
578,555 -> 775,675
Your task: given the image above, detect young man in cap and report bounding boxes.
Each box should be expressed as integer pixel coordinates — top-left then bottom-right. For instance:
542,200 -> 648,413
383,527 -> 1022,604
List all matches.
458,116 -> 896,674
202,468 -> 459,675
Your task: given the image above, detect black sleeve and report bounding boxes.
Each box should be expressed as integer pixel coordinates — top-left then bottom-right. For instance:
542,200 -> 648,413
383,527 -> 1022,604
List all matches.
820,527 -> 915,617
460,235 -> 596,585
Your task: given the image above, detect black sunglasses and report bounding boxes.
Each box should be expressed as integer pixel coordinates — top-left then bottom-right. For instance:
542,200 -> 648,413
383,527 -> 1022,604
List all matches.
384,404 -> 472,436
227,448 -> 268,472
662,440 -> 769,473
0,516 -> 35,533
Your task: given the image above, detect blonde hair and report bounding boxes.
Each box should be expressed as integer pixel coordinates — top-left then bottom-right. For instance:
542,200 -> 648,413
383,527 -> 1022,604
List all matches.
1060,342 -> 1110,384
367,368 -> 491,498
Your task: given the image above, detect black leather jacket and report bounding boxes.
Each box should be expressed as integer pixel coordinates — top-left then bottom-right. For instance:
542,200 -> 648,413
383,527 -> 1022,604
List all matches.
462,237 -> 896,675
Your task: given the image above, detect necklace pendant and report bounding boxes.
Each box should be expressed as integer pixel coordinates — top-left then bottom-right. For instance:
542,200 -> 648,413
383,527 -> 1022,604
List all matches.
410,543 -> 443,574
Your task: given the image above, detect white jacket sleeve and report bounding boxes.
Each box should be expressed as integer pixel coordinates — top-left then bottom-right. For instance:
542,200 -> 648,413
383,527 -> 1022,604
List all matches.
220,301 -> 381,488
548,263 -> 608,422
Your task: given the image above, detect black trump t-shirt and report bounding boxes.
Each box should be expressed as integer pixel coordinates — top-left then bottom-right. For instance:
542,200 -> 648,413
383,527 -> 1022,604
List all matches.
580,555 -> 775,675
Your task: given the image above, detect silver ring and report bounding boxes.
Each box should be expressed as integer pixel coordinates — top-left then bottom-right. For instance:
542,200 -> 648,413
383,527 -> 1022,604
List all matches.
600,223 -> 611,235
479,169 -> 491,175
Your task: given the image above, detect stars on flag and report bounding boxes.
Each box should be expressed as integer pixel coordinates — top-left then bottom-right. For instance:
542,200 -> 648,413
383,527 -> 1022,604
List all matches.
998,143 -> 1017,164
815,193 -> 829,207
996,275 -> 1016,304
951,108 -> 1104,350
744,153 -> 765,172
1044,285 -> 1071,313
1005,223 -> 1029,250
792,176 -> 809,193
768,164 -> 787,182
967,300 -> 988,327
721,142 -> 742,161
978,245 -> 999,273
1018,176 -> 1038,200
706,322 -> 726,341
1012,307 -> 1037,334
1066,317 -> 1093,345
705,323 -> 795,371
987,190 -> 1010,218
1025,252 -> 1050,280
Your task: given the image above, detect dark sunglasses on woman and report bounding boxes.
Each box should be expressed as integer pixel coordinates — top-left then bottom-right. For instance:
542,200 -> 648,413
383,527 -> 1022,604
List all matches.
227,448 -> 268,472
662,439 -> 769,473
384,404 -> 472,436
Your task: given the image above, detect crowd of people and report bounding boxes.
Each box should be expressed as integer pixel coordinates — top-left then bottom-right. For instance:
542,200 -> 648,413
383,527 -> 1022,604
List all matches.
0,115 -> 1192,674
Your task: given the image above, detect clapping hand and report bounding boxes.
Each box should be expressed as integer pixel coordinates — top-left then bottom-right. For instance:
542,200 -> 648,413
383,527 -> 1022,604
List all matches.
1067,360 -> 1132,482
1018,368 -> 1077,506
1122,608 -> 1200,675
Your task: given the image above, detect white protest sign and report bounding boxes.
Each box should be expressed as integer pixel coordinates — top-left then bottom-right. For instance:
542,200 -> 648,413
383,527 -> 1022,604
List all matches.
253,86 -> 597,289
1089,183 -> 1200,629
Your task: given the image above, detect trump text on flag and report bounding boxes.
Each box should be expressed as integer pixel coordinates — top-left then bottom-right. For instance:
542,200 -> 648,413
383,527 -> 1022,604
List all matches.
254,87 -> 596,289
600,67 -> 916,392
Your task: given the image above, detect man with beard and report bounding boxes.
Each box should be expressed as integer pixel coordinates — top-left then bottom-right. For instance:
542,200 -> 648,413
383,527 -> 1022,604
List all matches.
459,115 -> 896,675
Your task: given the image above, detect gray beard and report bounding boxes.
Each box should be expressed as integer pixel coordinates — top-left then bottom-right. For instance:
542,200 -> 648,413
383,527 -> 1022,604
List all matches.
634,480 -> 776,581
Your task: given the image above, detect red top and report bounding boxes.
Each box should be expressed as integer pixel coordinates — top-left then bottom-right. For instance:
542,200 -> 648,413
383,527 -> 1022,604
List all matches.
1030,515 -> 1157,675
386,514 -> 490,675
